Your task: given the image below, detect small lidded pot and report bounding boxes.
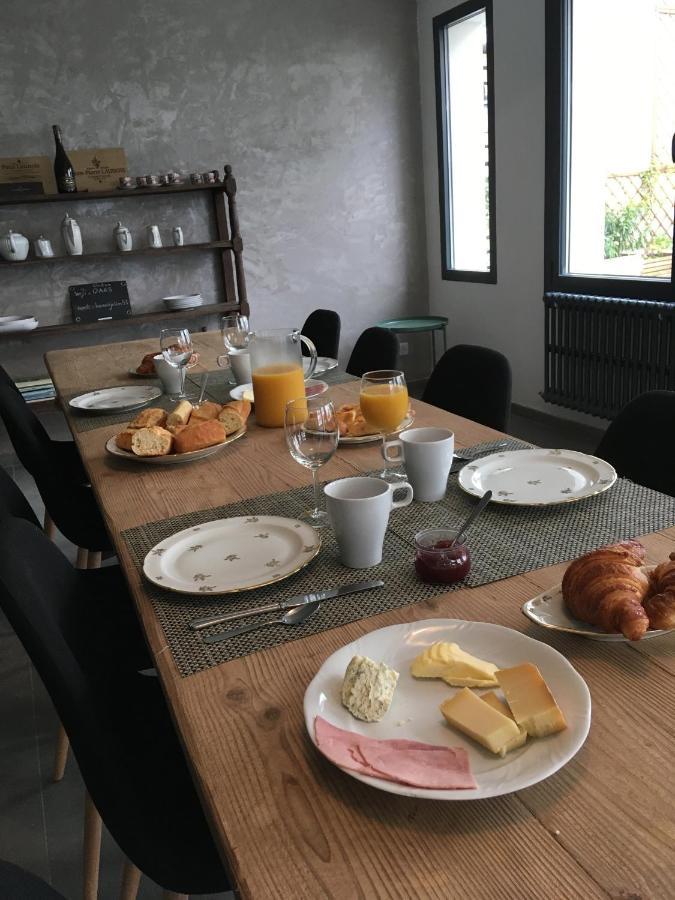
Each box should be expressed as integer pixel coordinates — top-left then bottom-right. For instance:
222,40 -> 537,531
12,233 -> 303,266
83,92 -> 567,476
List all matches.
414,528 -> 471,585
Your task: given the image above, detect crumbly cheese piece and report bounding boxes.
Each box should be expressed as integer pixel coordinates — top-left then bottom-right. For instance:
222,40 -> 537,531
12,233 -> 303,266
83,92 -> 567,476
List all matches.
496,663 -> 567,738
440,688 -> 522,756
341,655 -> 399,722
481,691 -> 528,753
410,642 -> 498,687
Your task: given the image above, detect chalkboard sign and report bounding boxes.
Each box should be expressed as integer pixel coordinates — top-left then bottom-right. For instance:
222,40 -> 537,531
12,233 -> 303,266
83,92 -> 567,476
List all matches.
69,281 -> 132,324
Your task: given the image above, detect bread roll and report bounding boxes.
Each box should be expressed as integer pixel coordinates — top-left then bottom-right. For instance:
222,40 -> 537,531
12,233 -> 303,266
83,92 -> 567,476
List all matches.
223,399 -> 252,423
174,419 -> 227,454
131,426 -> 173,457
166,400 -> 193,428
130,407 -> 167,428
115,428 -> 137,452
166,423 -> 188,436
190,401 -> 223,421
217,407 -> 244,436
136,352 -> 157,375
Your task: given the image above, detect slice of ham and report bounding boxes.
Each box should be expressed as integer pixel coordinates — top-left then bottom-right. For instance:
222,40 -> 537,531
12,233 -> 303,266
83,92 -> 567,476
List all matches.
314,716 -> 476,790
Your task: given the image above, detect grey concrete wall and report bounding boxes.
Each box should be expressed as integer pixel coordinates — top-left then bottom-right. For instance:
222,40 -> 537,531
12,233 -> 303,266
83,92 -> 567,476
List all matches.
0,0 -> 427,380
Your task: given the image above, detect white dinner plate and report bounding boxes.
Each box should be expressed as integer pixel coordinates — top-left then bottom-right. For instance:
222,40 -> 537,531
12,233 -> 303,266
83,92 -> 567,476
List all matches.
0,315 -> 39,333
339,412 -> 415,445
303,357 -> 339,376
458,449 -> 617,506
105,426 -> 245,466
69,385 -> 162,414
522,570 -> 673,641
304,619 -> 591,800
143,515 -> 321,595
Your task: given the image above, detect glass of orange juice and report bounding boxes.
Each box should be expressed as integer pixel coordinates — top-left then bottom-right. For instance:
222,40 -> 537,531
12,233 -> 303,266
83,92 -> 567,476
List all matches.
359,369 -> 409,481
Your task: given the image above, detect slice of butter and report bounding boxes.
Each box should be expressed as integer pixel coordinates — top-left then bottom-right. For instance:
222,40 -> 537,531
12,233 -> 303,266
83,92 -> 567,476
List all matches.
341,655 -> 399,722
496,663 -> 567,738
481,691 -> 528,753
411,642 -> 498,687
440,687 -> 521,756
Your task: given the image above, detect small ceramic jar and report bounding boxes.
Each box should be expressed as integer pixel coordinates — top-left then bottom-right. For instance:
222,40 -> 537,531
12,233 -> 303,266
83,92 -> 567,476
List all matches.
118,176 -> 135,189
190,172 -> 203,184
136,175 -> 148,187
146,174 -> 161,187
168,172 -> 183,184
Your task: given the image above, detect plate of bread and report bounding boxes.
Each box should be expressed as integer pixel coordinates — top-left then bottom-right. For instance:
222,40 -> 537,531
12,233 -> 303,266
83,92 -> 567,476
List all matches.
336,404 -> 414,444
106,399 -> 251,464
523,540 -> 675,641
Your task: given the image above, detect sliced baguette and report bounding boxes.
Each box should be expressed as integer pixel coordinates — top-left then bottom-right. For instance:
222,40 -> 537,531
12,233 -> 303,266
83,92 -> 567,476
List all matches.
131,426 -> 173,457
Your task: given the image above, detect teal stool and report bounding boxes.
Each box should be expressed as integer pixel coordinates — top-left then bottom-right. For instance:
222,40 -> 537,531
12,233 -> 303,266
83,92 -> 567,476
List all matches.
376,315 -> 448,370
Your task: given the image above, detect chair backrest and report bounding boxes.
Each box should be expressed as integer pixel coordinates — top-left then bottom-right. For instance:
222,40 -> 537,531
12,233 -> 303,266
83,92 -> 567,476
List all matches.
301,309 -> 341,359
595,390 -> 675,496
0,378 -> 52,477
346,327 -> 399,378
0,464 -> 40,527
421,344 -> 512,432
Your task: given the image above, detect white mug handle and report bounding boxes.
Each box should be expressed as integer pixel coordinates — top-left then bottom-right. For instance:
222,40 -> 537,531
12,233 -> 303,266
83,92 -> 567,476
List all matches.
216,353 -> 232,370
382,438 -> 404,463
390,481 -> 413,509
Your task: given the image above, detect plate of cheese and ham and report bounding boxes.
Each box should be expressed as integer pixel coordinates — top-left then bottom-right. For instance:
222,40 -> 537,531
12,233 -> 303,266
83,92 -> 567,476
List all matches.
304,619 -> 591,800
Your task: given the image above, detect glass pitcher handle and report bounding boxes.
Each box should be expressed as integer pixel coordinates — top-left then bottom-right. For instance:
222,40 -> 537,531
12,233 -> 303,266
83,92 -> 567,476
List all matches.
297,334 -> 317,381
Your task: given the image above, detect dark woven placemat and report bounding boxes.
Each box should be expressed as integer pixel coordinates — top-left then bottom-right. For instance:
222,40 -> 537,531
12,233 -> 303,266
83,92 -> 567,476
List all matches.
121,437 -> 675,676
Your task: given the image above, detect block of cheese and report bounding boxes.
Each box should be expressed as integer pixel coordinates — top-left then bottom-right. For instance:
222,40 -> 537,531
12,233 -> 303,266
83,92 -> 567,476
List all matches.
481,691 -> 528,753
341,655 -> 399,722
440,687 -> 522,756
410,642 -> 498,688
496,663 -> 567,738
166,399 -> 193,428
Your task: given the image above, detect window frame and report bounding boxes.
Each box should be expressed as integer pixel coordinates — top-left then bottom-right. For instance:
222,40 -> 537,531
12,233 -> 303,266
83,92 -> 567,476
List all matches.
544,0 -> 675,301
433,0 -> 497,284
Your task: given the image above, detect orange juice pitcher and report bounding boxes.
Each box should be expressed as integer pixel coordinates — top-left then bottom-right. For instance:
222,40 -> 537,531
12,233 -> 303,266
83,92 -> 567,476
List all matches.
247,328 -> 317,427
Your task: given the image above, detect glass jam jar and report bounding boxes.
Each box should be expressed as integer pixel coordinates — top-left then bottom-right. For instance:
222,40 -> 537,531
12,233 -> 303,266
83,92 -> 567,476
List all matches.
414,528 -> 471,585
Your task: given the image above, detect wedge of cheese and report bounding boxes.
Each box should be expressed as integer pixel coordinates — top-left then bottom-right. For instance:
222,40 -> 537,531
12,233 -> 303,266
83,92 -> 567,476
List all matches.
480,691 -> 528,753
496,663 -> 567,738
341,655 -> 399,722
411,642 -> 498,688
440,688 -> 521,756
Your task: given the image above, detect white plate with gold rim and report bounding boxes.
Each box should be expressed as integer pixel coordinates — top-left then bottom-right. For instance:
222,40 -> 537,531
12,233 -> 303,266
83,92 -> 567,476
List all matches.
143,515 -> 321,595
304,619 -> 591,800
522,571 -> 673,641
458,449 -> 617,506
69,385 -> 162,414
105,427 -> 245,466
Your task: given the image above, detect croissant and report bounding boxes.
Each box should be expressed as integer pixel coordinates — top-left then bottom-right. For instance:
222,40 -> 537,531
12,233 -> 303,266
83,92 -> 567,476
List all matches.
644,552 -> 675,631
561,540 -> 651,640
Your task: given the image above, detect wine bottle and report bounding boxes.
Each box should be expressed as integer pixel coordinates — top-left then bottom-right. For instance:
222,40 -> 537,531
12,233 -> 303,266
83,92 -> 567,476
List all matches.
52,125 -> 77,193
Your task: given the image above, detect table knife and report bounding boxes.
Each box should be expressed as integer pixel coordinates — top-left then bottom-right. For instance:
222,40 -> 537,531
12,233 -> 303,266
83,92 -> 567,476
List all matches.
189,579 -> 384,631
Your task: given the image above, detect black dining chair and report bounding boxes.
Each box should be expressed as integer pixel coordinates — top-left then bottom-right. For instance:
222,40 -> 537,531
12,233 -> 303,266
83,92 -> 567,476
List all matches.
301,309 -> 341,359
421,344 -> 512,432
346,327 -> 400,378
0,376 -> 111,568
595,390 -> 675,496
0,516 -> 230,899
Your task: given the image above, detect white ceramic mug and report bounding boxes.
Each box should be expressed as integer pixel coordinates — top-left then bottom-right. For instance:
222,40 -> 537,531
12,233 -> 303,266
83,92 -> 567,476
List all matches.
146,225 -> 162,248
383,427 -> 454,502
324,476 -> 413,568
217,348 -> 252,384
153,353 -> 183,396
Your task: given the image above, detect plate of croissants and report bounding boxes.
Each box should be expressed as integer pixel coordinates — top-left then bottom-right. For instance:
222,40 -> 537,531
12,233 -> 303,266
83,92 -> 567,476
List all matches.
523,540 -> 675,641
336,404 -> 415,443
105,399 -> 250,464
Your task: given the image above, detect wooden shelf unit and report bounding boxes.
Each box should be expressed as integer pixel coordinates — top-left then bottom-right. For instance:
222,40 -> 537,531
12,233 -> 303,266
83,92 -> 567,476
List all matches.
0,164 -> 249,337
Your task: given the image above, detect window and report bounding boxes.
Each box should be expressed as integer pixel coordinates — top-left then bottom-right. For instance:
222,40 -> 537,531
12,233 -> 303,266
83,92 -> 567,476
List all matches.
433,0 -> 497,282
545,0 -> 675,301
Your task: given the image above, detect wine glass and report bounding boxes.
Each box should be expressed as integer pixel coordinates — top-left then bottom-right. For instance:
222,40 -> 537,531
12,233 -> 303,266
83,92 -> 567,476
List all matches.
359,369 -> 409,482
221,314 -> 249,351
285,395 -> 339,527
160,327 -> 193,399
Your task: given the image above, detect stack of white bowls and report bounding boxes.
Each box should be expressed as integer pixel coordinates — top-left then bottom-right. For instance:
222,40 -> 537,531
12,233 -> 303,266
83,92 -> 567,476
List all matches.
163,294 -> 203,311
0,315 -> 39,333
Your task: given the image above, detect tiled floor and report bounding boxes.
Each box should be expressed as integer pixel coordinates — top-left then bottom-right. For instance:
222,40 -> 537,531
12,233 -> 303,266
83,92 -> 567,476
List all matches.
0,402 -> 604,898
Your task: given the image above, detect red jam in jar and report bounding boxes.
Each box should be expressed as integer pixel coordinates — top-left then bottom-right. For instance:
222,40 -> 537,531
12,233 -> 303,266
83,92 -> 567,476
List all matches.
414,529 -> 471,584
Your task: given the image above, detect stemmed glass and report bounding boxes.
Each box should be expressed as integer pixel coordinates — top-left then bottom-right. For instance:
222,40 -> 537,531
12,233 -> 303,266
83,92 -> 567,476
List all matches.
285,395 -> 339,527
160,327 -> 193,399
221,314 -> 249,351
359,369 -> 409,482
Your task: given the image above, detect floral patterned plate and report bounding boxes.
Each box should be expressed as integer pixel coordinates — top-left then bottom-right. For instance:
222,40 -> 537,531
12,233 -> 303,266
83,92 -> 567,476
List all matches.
457,449 -> 617,506
522,570 -> 672,641
69,385 -> 162,414
143,515 -> 321,595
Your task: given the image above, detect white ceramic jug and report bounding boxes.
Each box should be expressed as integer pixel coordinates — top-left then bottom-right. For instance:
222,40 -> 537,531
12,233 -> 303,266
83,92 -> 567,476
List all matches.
61,213 -> 83,255
34,235 -> 54,258
146,225 -> 162,248
114,221 -> 132,252
0,230 -> 30,261
172,226 -> 184,246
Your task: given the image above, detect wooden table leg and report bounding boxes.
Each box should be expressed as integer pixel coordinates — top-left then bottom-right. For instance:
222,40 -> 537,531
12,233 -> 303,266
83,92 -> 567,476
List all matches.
83,790 -> 102,900
120,858 -> 142,900
87,551 -> 102,569
52,723 -> 69,782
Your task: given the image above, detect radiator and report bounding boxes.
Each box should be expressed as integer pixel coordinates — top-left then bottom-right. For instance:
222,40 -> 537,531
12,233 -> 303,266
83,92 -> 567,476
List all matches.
542,292 -> 675,419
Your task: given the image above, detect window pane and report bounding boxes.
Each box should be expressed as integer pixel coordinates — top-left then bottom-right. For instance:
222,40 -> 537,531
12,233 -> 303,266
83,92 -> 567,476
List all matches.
565,0 -> 675,281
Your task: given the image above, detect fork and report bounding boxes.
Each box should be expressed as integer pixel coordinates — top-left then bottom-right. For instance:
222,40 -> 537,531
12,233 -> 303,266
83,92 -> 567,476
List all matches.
202,601 -> 321,645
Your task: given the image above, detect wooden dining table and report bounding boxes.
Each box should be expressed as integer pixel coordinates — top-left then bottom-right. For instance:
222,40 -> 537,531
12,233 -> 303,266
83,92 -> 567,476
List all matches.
46,332 -> 675,899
